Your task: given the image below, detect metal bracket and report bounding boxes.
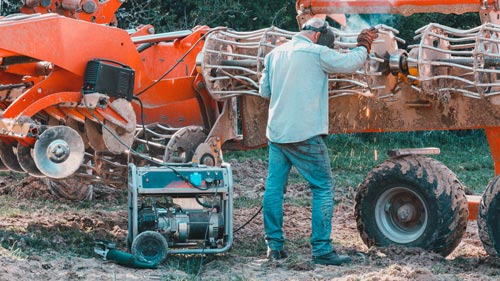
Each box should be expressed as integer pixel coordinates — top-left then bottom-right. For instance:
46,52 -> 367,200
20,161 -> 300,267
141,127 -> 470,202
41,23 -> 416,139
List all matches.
387,147 -> 440,157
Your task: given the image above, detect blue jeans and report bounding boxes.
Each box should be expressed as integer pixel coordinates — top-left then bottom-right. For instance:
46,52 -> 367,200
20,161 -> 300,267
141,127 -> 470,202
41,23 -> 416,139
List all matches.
263,135 -> 334,256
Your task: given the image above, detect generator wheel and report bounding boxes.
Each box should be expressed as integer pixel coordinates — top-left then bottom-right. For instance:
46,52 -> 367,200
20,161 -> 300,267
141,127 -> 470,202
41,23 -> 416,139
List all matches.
355,155 -> 468,256
478,175 -> 500,256
131,231 -> 168,264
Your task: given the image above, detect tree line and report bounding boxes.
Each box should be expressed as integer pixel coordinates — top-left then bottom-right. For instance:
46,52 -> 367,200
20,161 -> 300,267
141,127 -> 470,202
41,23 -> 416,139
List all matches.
0,0 -> 482,47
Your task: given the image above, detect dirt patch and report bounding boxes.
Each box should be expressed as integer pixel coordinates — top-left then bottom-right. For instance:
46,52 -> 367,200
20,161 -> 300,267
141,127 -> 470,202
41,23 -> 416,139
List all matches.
0,159 -> 499,280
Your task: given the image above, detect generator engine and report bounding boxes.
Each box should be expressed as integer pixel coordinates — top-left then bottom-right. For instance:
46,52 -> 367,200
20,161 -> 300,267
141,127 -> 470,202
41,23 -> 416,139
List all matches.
127,163 -> 233,264
137,197 -> 225,245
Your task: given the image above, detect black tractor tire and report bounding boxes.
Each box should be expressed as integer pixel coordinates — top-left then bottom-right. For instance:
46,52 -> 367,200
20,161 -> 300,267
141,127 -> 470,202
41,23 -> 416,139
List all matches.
355,155 -> 468,256
131,231 -> 169,264
478,175 -> 500,256
45,176 -> 94,201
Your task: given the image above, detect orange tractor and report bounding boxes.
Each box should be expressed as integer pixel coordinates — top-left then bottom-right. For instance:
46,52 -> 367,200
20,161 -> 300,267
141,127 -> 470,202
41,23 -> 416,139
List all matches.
2,0 -> 500,260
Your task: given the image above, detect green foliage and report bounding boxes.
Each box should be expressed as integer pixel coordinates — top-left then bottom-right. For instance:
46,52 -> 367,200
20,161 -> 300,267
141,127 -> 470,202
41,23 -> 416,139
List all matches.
115,1 -> 482,42
0,0 -> 19,16
118,0 -> 297,32
390,13 -> 480,48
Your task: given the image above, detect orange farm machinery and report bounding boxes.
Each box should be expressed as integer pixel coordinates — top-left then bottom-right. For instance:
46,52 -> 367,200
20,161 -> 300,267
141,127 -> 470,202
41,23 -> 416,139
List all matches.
2,0 -> 500,261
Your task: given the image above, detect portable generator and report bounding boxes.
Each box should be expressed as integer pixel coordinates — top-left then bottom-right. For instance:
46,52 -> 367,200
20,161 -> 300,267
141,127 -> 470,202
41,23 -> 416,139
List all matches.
127,162 -> 233,264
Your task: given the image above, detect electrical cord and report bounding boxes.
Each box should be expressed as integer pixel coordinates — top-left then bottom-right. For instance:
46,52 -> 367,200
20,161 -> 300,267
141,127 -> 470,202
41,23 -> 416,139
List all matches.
234,205 -> 262,233
131,96 -> 149,150
195,194 -> 220,212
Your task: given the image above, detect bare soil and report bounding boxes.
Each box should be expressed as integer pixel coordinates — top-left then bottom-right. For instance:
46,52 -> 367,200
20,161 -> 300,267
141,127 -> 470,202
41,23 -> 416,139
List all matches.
0,159 -> 499,280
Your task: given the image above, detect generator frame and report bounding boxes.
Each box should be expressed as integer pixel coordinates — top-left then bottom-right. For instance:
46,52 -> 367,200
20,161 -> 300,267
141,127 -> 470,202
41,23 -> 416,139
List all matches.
127,162 -> 233,256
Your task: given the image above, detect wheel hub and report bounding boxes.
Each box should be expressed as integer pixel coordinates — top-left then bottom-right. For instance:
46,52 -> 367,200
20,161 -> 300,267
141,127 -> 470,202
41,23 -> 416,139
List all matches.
33,126 -> 84,178
375,186 -> 428,244
396,203 -> 417,223
47,140 -> 70,163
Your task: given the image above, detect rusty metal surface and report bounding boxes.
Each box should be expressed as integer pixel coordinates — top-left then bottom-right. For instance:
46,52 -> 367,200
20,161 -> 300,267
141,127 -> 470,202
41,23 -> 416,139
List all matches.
296,0 -> 486,17
239,95 -> 269,149
205,100 -> 239,147
327,83 -> 500,133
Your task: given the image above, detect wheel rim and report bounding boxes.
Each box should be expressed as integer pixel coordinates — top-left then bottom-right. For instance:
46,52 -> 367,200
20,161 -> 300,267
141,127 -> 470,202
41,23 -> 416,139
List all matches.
375,186 -> 428,244
138,239 -> 163,260
133,231 -> 168,263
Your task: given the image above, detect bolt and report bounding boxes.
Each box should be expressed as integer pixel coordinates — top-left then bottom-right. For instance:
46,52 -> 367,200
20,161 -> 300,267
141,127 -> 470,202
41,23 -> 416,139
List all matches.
115,127 -> 126,136
52,144 -> 65,157
47,140 -> 70,163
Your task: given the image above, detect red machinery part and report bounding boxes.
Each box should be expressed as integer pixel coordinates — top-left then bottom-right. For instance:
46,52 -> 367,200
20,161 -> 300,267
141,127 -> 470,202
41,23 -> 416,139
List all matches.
20,0 -> 122,25
296,0 -> 495,16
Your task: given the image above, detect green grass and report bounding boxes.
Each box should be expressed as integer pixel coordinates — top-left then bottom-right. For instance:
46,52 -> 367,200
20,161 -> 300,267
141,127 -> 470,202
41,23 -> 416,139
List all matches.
225,130 -> 494,194
234,197 -> 262,209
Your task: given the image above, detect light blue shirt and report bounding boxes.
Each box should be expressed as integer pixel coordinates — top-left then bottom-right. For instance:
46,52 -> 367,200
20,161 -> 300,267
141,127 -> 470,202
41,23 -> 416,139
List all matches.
259,34 -> 367,143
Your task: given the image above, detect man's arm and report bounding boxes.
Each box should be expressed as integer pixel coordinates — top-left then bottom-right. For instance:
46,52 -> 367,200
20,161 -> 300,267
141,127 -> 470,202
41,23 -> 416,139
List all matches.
259,54 -> 271,99
320,27 -> 378,74
319,47 -> 368,74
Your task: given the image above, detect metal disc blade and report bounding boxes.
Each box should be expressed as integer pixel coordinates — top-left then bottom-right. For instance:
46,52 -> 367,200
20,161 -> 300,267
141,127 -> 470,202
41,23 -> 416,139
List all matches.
102,99 -> 136,154
84,118 -> 107,151
164,126 -> 207,163
67,118 -> 90,150
33,126 -> 85,179
0,139 -> 25,173
17,143 -> 45,177
103,120 -> 135,154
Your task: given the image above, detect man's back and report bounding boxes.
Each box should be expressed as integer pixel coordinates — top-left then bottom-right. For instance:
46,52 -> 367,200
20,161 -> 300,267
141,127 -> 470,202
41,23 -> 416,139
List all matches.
260,34 -> 367,143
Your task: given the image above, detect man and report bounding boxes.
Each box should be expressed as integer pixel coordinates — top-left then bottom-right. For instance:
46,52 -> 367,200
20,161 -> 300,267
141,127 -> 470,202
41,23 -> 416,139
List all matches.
259,18 -> 377,266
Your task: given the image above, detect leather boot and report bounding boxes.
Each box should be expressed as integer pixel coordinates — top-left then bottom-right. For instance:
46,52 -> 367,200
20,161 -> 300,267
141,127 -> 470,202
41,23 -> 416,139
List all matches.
312,251 -> 352,266
267,249 -> 289,260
